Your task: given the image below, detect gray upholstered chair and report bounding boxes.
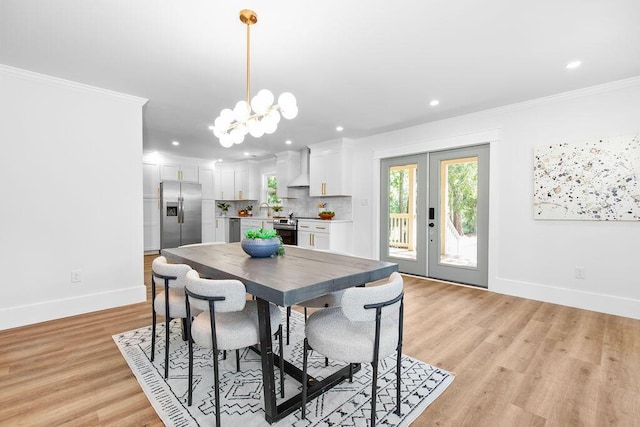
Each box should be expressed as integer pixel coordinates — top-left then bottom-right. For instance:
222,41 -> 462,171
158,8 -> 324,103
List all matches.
184,270 -> 285,426
301,272 -> 404,426
150,256 -> 194,379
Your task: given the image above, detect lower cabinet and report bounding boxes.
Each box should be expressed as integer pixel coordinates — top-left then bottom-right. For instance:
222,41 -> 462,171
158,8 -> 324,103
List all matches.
215,217 -> 229,243
297,220 -> 352,253
202,200 -> 216,243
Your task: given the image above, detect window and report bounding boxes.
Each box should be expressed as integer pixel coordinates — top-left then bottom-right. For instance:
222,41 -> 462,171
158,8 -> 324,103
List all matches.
265,174 -> 280,205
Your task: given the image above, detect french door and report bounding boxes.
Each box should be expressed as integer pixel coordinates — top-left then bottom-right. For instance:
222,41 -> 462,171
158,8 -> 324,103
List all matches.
380,145 -> 489,287
427,145 -> 489,287
380,154 -> 427,275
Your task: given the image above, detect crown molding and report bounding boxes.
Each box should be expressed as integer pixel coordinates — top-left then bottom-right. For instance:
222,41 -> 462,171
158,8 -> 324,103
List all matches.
448,76 -> 640,123
0,64 -> 148,106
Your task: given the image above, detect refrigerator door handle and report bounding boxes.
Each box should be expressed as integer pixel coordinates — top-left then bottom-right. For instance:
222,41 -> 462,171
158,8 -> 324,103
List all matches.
178,196 -> 184,224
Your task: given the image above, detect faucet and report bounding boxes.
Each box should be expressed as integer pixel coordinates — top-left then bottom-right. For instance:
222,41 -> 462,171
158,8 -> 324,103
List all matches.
259,202 -> 271,217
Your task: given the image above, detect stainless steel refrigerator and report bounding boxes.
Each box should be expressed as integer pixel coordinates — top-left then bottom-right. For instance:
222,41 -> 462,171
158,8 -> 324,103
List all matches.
160,181 -> 202,248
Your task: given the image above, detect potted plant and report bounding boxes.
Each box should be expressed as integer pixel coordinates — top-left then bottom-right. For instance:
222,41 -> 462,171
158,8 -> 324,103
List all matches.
241,228 -> 284,258
272,205 -> 283,217
246,205 -> 253,216
217,202 -> 230,216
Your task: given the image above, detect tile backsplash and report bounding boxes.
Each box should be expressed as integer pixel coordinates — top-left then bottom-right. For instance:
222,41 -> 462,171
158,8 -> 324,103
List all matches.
280,187 -> 352,219
216,188 -> 352,219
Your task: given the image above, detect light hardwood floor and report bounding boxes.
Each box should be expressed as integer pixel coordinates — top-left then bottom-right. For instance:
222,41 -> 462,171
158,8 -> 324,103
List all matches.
1,255 -> 638,426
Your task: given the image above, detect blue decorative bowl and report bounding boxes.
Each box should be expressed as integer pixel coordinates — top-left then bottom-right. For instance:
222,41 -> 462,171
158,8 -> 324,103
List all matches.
241,238 -> 280,258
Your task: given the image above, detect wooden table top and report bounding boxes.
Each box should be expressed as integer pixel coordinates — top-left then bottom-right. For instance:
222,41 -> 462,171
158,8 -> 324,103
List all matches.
162,243 -> 398,306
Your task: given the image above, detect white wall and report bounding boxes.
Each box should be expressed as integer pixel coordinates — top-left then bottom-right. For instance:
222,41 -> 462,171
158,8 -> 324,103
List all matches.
351,77 -> 640,319
0,65 -> 148,329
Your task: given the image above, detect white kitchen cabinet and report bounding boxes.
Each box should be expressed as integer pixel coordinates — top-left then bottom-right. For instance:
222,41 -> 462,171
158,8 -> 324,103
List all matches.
143,163 -> 161,198
309,138 -> 353,197
161,163 -> 199,182
143,198 -> 161,251
199,167 -> 215,200
235,167 -> 248,200
202,200 -> 215,243
218,168 -> 235,200
215,162 -> 258,200
215,217 -> 229,242
297,220 -> 352,252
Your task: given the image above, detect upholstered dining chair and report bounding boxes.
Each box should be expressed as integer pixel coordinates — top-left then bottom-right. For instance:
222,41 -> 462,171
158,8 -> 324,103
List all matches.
301,272 -> 404,426
184,270 -> 285,426
284,249 -> 349,345
151,256 -> 194,379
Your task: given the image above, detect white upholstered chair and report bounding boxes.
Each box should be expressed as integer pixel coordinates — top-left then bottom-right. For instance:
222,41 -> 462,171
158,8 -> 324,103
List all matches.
301,272 -> 404,426
150,256 -> 194,379
184,270 -> 285,426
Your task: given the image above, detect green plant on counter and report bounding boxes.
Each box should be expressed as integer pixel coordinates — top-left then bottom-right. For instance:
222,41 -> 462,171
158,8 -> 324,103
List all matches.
272,205 -> 283,212
217,202 -> 230,212
245,228 -> 277,239
246,205 -> 253,211
319,211 -> 335,216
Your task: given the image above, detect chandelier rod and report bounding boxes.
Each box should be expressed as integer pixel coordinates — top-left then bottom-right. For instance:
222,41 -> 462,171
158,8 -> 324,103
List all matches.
246,17 -> 250,105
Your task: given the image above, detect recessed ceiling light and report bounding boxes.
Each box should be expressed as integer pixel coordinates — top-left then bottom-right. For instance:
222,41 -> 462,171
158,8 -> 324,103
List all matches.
243,152 -> 250,156
429,99 -> 440,107
285,140 -> 292,145
172,141 -> 180,146
336,126 -> 344,132
217,158 -> 223,162
566,60 -> 581,69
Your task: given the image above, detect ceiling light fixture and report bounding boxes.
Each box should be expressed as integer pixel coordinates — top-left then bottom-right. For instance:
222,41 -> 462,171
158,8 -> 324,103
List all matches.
172,141 -> 180,146
285,140 -> 292,145
336,126 -> 344,132
566,60 -> 581,69
212,10 -> 298,148
429,99 -> 440,106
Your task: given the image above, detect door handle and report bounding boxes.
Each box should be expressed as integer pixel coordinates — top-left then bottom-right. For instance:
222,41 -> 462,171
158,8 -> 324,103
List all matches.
428,222 -> 435,227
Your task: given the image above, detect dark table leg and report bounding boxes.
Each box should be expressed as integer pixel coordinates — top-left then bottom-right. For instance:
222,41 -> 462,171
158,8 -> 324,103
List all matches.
256,298 -> 277,422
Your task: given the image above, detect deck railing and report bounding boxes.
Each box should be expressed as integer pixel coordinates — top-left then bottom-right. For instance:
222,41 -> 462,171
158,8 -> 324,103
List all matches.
389,213 -> 414,250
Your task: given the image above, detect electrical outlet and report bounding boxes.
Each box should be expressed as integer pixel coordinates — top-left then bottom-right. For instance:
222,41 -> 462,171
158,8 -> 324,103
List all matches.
71,269 -> 82,283
575,266 -> 586,279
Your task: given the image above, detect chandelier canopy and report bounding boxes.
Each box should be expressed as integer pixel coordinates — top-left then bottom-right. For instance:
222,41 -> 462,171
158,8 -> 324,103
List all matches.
211,9 -> 298,148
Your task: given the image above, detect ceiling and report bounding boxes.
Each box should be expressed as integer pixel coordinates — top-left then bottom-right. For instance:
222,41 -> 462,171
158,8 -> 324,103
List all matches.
2,0 -> 639,162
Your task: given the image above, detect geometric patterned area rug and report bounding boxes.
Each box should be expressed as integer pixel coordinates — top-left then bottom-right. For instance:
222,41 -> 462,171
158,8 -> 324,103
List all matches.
113,310 -> 454,426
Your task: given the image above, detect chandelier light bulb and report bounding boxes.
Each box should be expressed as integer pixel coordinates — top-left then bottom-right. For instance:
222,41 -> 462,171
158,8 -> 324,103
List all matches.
251,89 -> 274,115
248,118 -> 265,138
220,134 -> 234,148
281,104 -> 298,120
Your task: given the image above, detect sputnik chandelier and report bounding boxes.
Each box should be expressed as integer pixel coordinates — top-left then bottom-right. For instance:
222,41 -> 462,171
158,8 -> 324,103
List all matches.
211,9 -> 298,148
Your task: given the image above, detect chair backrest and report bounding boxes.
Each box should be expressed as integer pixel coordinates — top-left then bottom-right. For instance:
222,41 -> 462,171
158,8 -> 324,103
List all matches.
341,272 -> 403,322
184,270 -> 247,313
151,256 -> 192,289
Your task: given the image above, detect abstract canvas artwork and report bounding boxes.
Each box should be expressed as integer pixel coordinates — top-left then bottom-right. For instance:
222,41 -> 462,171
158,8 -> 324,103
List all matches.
533,133 -> 640,220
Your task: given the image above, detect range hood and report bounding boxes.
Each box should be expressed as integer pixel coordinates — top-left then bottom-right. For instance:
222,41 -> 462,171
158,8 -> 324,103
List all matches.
287,148 -> 310,187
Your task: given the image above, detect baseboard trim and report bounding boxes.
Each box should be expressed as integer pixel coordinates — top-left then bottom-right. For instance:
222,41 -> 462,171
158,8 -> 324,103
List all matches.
491,277 -> 640,320
0,286 -> 147,330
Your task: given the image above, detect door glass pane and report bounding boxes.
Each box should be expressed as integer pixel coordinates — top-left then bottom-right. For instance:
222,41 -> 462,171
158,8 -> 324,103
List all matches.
388,164 -> 417,260
440,157 -> 478,267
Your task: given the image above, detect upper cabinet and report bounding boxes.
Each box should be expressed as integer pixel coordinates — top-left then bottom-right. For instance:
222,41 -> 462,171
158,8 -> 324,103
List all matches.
309,138 -> 354,197
215,161 -> 258,200
275,150 -> 301,198
160,163 -> 199,182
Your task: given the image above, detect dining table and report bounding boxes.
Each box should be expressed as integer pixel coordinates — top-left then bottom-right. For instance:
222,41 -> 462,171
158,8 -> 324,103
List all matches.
162,242 -> 398,424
